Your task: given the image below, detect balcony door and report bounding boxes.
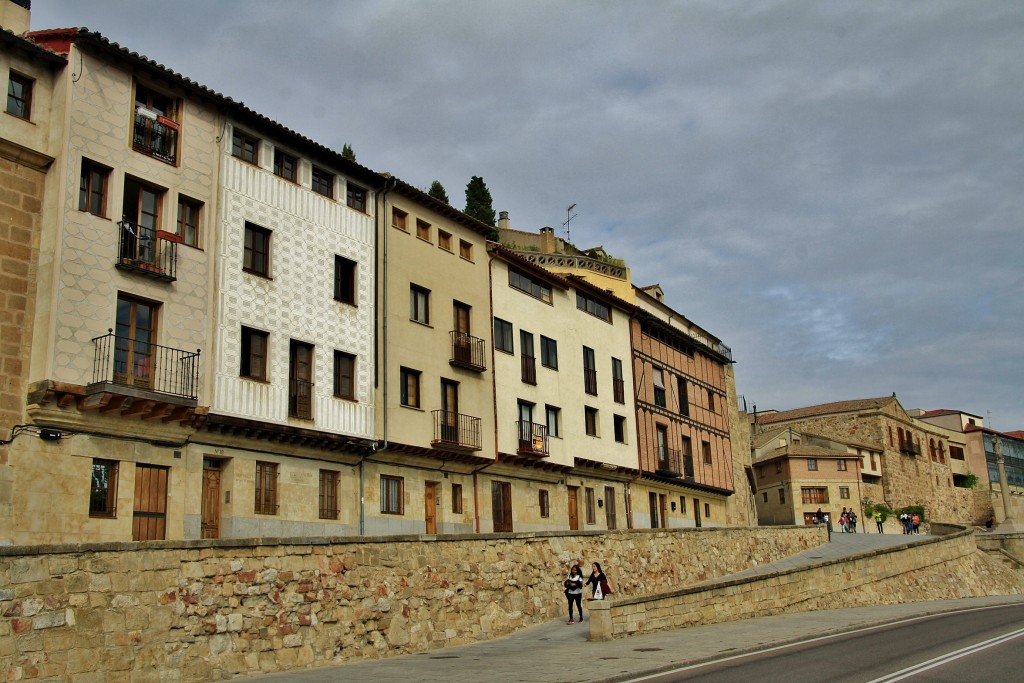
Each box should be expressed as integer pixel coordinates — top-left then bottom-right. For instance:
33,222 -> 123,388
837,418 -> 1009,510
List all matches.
453,302 -> 472,364
122,177 -> 162,265
289,340 -> 314,419
518,401 -> 534,451
114,294 -> 157,389
656,425 -> 669,471
440,379 -> 459,443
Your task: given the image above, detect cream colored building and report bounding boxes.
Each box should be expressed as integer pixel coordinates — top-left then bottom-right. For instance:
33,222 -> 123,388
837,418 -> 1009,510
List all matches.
489,247 -> 638,532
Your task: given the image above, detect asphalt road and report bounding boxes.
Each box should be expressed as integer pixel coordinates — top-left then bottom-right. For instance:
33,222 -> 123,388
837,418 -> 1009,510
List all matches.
623,603 -> 1024,683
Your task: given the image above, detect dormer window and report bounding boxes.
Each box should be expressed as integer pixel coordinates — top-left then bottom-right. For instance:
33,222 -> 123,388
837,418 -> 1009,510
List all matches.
133,83 -> 178,164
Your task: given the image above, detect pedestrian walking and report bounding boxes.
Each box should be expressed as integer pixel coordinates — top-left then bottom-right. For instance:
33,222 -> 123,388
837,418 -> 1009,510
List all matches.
585,562 -> 612,600
911,513 -> 921,534
875,510 -> 885,533
849,511 -> 857,533
563,565 -> 584,624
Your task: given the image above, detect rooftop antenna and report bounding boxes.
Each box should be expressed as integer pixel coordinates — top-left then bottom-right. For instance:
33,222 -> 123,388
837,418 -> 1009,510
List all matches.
563,203 -> 578,242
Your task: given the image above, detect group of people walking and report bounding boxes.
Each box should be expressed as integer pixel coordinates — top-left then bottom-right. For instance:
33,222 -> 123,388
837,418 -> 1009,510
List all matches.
899,511 -> 922,534
563,561 -> 613,624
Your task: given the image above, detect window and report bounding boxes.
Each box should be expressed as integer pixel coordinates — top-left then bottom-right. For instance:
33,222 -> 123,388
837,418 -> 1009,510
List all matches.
539,489 -> 550,518
175,195 -> 201,247
606,487 -> 618,529
585,487 -> 596,525
410,285 -> 430,324
775,461 -> 783,474
585,407 -> 598,437
840,486 -> 851,500
319,470 -> 339,519
493,318 -> 514,354
545,405 -> 560,438
806,458 -> 818,471
273,149 -> 299,182
6,71 -> 32,119
681,436 -> 694,477
452,483 -> 463,514
492,481 -> 513,532
288,340 -> 314,420
583,346 -> 597,395
438,230 -> 452,251
704,503 -> 710,519
707,388 -> 716,413
241,327 -> 269,380
416,219 -> 431,241
950,445 -> 966,461
837,459 -> 848,471
89,459 -> 119,517
758,465 -> 765,479
576,291 -> 611,322
678,377 -> 689,416
800,487 -> 828,504
540,336 -> 558,369
392,208 -> 408,230
232,130 -> 259,164
399,367 -> 420,408
778,489 -> 785,504
520,330 -> 536,384
334,255 -> 357,304
459,240 -> 473,260
333,351 -> 355,400
312,166 -> 334,198
381,475 -> 404,514
702,441 -> 712,465
509,268 -> 552,303
762,492 -> 768,503
614,415 -> 627,443
346,183 -> 367,212
612,358 -> 624,403
79,159 -> 109,217
255,461 -> 279,515
653,367 -> 666,408
243,222 -> 271,277
133,83 -> 177,162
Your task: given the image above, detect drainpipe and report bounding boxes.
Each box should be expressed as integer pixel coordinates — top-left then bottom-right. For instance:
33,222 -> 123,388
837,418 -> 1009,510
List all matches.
476,245 -> 501,534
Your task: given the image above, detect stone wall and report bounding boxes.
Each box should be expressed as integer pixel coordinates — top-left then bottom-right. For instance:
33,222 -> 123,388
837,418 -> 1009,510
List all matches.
588,530 -> 1024,640
0,526 -> 823,681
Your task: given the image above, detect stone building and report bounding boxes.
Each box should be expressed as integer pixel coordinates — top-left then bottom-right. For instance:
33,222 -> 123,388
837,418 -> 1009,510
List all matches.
754,396 -> 986,524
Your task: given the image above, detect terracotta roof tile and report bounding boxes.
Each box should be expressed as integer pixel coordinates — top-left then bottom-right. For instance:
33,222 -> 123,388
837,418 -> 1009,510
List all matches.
757,397 -> 896,424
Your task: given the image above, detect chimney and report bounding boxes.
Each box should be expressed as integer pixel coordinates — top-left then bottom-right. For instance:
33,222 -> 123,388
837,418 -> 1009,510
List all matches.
540,226 -> 555,254
498,211 -> 509,232
1,0 -> 32,34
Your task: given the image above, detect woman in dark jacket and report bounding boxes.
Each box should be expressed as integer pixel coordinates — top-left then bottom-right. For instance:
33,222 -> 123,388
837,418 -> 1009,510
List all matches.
585,561 -> 608,600
564,565 -> 584,623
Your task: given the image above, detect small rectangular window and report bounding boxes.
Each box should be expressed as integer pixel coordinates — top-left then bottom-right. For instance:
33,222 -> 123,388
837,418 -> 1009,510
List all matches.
241,326 -> 269,380
333,351 -> 356,400
612,358 -> 624,403
452,483 -> 463,514
6,71 -> 33,119
707,388 -> 716,413
416,218 -> 431,241
540,336 -> 558,369
779,488 -> 785,504
459,239 -> 473,260
392,208 -> 408,231
493,318 -> 514,354
702,441 -> 712,465
704,503 -> 710,518
312,166 -> 334,198
576,292 -> 611,322
653,367 -> 666,408
837,459 -> 848,471
545,405 -> 560,438
89,459 -> 119,517
400,367 -> 421,408
243,222 -> 271,277
319,470 -> 339,519
79,159 -> 110,217
255,461 -> 279,515
232,130 -> 260,164
614,415 -> 627,443
410,284 -> 430,324
806,458 -> 818,471
438,230 -> 452,251
176,195 -> 202,247
840,486 -> 851,500
585,407 -> 598,437
334,255 -> 357,304
585,487 -> 596,525
508,267 -> 552,303
539,489 -> 550,518
678,377 -> 689,416
273,149 -> 299,182
381,475 -> 404,514
346,183 -> 367,212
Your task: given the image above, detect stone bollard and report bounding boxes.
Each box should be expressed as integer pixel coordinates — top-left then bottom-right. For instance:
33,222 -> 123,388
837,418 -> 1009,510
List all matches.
587,598 -> 612,641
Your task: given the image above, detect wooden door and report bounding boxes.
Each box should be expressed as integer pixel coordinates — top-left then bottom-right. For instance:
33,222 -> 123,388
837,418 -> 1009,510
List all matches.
649,491 -> 659,528
453,302 -> 472,364
659,494 -> 668,529
693,497 -> 702,528
604,486 -> 617,530
567,487 -> 579,531
492,481 -> 512,532
425,481 -> 438,534
132,464 -> 168,541
201,458 -> 222,539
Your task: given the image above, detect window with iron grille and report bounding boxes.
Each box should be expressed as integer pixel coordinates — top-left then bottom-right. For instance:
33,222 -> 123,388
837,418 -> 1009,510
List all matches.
612,357 -> 624,403
319,470 -> 339,519
89,459 -> 119,518
255,461 -> 279,515
583,346 -> 597,395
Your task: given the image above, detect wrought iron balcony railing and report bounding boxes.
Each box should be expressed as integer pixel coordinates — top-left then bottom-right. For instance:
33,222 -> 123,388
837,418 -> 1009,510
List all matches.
117,219 -> 177,281
521,354 -> 537,385
431,410 -> 482,451
288,379 -> 314,420
449,331 -> 487,372
656,447 -> 682,477
133,111 -> 178,163
517,421 -> 548,457
91,329 -> 200,399
584,368 -> 598,395
683,454 -> 695,479
613,377 -> 625,404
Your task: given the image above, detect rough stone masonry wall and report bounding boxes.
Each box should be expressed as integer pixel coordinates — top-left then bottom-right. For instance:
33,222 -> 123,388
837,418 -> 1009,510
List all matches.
589,530 -> 1024,640
0,526 -> 823,682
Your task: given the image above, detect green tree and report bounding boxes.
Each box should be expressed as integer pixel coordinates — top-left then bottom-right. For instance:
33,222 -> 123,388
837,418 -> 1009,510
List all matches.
341,143 -> 356,161
464,176 -> 496,226
428,180 -> 449,204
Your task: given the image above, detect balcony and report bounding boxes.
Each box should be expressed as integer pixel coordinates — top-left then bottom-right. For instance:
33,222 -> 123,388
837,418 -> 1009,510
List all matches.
521,354 -> 537,385
655,447 -> 682,477
116,219 -> 177,281
431,410 -> 482,451
450,331 -> 487,372
91,330 -> 199,400
288,379 -> 313,420
133,111 -> 178,163
584,368 -> 598,395
613,377 -> 625,404
517,421 -> 549,457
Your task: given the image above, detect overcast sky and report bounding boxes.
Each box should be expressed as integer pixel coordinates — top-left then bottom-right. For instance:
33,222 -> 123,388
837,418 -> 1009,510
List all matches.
27,1 -> 1024,430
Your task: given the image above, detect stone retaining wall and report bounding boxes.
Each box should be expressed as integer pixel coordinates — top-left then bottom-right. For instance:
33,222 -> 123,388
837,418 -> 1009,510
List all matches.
0,526 -> 823,681
588,529 -> 1024,640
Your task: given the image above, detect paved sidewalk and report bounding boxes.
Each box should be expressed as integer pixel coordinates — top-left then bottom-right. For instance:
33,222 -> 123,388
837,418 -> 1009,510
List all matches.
239,533 -> 1022,683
